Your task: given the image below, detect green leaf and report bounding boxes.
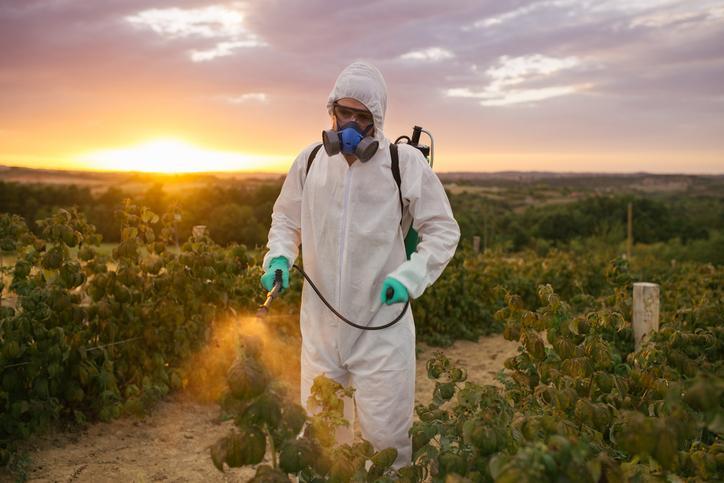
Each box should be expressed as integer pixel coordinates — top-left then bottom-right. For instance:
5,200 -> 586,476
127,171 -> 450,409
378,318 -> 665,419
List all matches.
488,454 -> 510,480
706,410 -> 724,435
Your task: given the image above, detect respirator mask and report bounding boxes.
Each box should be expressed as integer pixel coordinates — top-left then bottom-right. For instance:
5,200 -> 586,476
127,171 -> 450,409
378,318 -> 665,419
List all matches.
322,101 -> 379,162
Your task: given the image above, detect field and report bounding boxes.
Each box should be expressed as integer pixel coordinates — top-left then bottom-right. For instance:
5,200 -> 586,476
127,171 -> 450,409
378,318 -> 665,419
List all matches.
1,171 -> 722,482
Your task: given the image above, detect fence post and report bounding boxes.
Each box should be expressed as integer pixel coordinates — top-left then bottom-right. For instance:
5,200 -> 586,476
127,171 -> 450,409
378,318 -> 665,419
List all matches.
192,225 -> 207,240
174,212 -> 182,250
473,236 -> 481,254
627,202 -> 633,260
633,282 -> 659,350
483,208 -> 489,252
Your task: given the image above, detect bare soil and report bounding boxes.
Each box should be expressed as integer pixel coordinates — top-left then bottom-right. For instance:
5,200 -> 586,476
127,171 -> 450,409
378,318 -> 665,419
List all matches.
8,334 -> 518,483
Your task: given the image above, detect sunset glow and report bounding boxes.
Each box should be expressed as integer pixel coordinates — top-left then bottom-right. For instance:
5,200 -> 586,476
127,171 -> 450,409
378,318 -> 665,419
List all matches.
75,139 -> 284,173
1,1 -> 722,174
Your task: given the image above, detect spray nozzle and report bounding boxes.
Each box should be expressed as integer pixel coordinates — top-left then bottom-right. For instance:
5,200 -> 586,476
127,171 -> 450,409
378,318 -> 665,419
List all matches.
257,269 -> 283,318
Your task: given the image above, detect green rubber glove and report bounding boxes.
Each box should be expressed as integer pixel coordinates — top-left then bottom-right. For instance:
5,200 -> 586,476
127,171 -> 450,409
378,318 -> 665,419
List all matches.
380,277 -> 409,305
260,256 -> 290,292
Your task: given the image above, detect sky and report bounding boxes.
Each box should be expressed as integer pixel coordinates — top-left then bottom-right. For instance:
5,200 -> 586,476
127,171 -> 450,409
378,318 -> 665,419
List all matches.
1,0 -> 723,174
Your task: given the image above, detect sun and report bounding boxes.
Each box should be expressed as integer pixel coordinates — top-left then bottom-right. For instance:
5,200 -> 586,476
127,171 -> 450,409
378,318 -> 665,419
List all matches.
75,138 -> 281,173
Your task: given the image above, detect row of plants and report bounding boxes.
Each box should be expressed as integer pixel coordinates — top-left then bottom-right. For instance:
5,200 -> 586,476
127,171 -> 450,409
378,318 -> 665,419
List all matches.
211,256 -> 721,481
411,245 -> 610,346
0,205 -> 265,465
407,272 -> 721,481
412,237 -> 719,346
413,253 -> 721,480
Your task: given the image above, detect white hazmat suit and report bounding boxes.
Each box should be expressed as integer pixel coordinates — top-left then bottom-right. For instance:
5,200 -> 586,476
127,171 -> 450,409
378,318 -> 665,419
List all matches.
263,62 -> 460,468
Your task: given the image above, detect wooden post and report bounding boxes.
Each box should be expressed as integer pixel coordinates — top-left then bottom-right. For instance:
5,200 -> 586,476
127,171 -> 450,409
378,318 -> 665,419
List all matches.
473,236 -> 481,254
192,225 -> 207,240
174,212 -> 182,250
633,282 -> 659,350
627,202 -> 633,260
482,209 -> 488,252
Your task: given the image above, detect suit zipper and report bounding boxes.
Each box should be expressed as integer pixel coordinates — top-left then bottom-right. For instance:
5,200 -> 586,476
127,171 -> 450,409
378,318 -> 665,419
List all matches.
337,166 -> 353,307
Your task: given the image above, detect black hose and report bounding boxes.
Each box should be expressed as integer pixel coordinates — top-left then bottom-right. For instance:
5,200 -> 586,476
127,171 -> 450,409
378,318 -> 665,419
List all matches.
292,264 -> 409,330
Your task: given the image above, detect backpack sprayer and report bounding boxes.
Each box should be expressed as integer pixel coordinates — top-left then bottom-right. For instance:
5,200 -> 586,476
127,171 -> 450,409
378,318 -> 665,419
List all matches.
395,126 -> 434,259
396,125 -> 434,167
257,126 -> 434,329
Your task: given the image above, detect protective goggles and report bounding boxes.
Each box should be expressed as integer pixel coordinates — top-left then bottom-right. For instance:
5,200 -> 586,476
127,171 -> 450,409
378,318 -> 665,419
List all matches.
332,101 -> 374,127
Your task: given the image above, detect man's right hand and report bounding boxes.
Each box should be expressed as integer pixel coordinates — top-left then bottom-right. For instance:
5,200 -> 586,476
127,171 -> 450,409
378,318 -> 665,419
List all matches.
380,276 -> 409,305
260,256 -> 290,292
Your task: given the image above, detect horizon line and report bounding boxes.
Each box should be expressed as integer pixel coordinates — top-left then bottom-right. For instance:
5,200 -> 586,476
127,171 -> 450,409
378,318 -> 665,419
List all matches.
1,164 -> 722,178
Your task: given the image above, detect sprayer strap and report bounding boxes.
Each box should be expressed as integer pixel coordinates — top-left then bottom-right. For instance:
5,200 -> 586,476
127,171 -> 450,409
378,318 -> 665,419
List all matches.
389,144 -> 403,221
306,143 -> 323,177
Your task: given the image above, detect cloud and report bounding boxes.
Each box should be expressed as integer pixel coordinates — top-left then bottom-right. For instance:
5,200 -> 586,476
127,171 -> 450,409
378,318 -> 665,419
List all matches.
125,4 -> 265,62
125,6 -> 244,39
487,55 -> 580,85
471,0 -> 723,33
400,47 -> 454,62
447,54 -> 586,106
191,40 -> 262,62
627,1 -> 724,30
221,93 -> 268,104
448,85 -> 584,106
472,1 -> 559,29
629,10 -> 706,29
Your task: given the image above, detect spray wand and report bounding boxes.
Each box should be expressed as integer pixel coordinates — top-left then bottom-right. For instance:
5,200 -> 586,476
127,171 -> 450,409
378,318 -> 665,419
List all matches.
256,269 -> 283,318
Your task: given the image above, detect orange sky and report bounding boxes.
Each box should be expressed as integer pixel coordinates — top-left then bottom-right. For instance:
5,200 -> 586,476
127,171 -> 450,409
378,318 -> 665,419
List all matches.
1,1 -> 723,174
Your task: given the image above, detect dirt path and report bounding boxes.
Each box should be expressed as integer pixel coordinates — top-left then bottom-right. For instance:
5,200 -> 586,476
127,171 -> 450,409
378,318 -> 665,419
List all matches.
10,335 -> 518,483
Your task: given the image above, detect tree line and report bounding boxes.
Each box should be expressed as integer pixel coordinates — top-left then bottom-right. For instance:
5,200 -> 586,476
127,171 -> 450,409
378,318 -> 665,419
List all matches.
1,180 -> 721,264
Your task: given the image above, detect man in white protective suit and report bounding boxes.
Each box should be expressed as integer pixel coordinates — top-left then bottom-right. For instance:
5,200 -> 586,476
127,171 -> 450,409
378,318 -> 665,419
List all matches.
260,61 -> 460,468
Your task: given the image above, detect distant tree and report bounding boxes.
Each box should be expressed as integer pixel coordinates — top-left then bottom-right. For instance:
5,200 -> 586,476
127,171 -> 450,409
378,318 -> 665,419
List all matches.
141,183 -> 166,214
207,203 -> 266,247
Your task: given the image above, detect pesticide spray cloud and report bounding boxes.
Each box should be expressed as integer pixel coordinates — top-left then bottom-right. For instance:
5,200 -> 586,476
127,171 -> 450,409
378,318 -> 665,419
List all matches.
182,313 -> 301,403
